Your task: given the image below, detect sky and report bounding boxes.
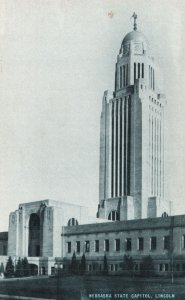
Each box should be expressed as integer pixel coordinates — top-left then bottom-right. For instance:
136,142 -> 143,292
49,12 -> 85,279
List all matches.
0,0 -> 184,231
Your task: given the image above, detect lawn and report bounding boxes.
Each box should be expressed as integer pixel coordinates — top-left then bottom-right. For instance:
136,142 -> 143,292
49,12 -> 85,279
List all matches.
0,275 -> 185,300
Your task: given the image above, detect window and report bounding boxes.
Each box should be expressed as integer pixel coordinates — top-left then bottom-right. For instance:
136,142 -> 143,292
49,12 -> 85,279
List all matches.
134,63 -> 136,83
142,63 -> 144,78
115,264 -> 118,271
138,237 -> 144,250
159,264 -> 163,271
123,65 -> 125,87
138,63 -> 140,78
150,237 -> 157,250
51,267 -> 55,275
89,264 -> 92,271
134,264 -> 138,271
115,239 -> 120,251
126,238 -> 132,251
110,264 -> 113,271
104,239 -> 109,252
108,210 -> 119,221
67,242 -> 71,253
76,241 -> 80,253
120,66 -> 123,88
164,264 -> 168,272
67,218 -> 78,226
95,240 -> 99,252
182,235 -> 185,248
85,241 -> 90,253
164,236 -> 170,250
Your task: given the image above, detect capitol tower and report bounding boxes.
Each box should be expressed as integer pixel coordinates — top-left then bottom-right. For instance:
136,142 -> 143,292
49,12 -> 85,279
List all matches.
97,14 -> 169,221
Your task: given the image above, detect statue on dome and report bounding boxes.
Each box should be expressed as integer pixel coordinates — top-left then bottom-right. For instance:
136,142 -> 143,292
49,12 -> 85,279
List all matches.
131,12 -> 137,31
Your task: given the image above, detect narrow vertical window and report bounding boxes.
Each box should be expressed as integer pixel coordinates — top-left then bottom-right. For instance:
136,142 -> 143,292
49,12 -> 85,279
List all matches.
104,239 -> 109,252
153,69 -> 155,90
126,64 -> 128,86
115,239 -> 120,251
85,241 -> 90,252
159,264 -> 163,271
138,237 -> 144,250
163,236 -> 170,250
138,63 -> 140,78
126,238 -> 132,251
67,242 -> 71,253
150,237 -> 157,250
120,66 -> 122,89
124,65 -> 127,86
95,240 -> 99,252
142,63 -> 144,78
134,63 -> 136,83
123,65 -> 125,87
183,235 -> 185,248
76,241 -> 80,253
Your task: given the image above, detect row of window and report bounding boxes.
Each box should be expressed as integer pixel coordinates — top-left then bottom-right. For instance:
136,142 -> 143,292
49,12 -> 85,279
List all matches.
134,62 -> 144,83
50,263 -> 185,273
149,105 -> 162,116
108,210 -> 119,221
88,263 -> 185,272
118,63 -> 156,90
67,236 -> 172,254
149,96 -> 162,107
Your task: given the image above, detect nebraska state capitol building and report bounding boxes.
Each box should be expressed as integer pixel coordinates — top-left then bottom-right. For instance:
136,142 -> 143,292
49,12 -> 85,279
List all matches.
1,15 -> 185,276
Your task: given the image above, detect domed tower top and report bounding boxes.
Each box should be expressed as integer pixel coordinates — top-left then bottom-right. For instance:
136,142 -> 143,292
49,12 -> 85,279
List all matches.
119,13 -> 149,55
122,30 -> 149,46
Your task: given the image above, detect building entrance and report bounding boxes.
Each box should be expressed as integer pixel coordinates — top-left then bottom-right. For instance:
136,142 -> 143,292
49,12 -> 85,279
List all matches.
28,213 -> 40,257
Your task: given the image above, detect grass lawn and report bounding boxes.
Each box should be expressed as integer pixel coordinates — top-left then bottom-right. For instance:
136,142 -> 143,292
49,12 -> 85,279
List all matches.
0,275 -> 185,300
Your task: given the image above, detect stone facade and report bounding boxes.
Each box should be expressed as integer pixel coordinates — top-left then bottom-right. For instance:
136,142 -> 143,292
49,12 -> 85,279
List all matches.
7,199 -> 103,258
62,215 -> 185,275
97,29 -> 169,221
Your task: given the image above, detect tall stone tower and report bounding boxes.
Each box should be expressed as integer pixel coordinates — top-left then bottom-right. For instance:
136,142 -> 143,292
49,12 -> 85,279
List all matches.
97,14 -> 169,221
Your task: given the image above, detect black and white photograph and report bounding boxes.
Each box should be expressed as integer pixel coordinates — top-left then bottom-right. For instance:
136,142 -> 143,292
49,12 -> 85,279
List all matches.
0,0 -> 185,299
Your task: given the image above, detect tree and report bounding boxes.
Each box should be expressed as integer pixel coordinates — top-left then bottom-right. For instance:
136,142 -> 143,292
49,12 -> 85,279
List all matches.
22,257 -> 30,277
71,252 -> 78,274
4,256 -> 14,278
15,257 -> 24,277
80,254 -> 86,275
140,255 -> 155,277
0,263 -> 4,276
103,254 -> 108,275
123,255 -> 134,276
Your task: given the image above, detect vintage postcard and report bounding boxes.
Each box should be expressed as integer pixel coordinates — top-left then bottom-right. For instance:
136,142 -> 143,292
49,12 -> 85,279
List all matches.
0,0 -> 185,299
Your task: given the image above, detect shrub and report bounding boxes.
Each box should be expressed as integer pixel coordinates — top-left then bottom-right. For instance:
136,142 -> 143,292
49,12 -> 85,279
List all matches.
4,256 -> 14,278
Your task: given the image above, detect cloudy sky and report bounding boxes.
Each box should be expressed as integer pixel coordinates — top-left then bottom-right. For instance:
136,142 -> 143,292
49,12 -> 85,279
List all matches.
0,0 -> 184,231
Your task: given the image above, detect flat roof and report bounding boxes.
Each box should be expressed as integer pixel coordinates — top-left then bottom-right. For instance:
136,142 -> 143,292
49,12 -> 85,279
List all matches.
63,215 -> 185,236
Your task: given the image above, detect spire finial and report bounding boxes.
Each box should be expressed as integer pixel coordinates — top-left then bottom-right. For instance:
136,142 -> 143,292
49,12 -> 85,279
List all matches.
131,12 -> 137,31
